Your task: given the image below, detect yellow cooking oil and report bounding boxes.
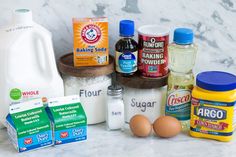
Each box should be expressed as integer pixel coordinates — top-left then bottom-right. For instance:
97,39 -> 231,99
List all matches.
165,28 -> 197,131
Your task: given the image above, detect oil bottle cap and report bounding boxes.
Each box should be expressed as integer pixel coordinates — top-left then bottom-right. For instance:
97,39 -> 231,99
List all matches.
173,28 -> 193,45
196,71 -> 236,91
120,20 -> 134,37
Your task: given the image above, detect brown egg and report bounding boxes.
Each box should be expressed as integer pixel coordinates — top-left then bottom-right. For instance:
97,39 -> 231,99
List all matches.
129,114 -> 152,137
153,116 -> 181,138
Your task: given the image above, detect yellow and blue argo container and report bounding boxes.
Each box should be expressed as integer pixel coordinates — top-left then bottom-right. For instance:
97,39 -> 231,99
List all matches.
190,71 -> 236,142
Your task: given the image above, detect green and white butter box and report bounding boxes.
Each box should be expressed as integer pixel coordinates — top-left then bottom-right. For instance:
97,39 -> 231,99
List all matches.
46,95 -> 87,145
6,99 -> 53,152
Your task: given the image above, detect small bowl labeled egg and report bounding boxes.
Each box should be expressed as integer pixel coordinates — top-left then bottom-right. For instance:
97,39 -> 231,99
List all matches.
129,115 -> 181,138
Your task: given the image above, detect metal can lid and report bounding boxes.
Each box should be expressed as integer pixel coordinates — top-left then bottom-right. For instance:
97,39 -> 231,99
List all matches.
107,85 -> 123,96
138,25 -> 169,37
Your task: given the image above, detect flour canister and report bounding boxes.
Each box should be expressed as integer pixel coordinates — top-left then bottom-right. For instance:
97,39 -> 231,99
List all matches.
138,25 -> 169,78
58,53 -> 114,124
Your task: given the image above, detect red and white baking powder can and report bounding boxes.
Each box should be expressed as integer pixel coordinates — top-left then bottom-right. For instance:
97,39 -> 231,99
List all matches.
138,25 -> 169,78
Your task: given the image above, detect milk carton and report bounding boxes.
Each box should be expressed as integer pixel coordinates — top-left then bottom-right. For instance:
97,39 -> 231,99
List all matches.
73,17 -> 109,66
46,95 -> 87,145
6,99 -> 53,152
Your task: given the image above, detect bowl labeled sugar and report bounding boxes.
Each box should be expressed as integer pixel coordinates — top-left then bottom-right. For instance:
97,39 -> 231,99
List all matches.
58,53 -> 114,124
123,86 -> 167,123
117,73 -> 168,123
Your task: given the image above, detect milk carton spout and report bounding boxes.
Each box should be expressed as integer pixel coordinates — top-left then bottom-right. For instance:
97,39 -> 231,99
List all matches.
12,9 -> 33,25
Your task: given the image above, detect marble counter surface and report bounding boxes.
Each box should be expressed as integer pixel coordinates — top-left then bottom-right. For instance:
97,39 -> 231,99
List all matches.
0,123 -> 235,157
0,0 -> 235,75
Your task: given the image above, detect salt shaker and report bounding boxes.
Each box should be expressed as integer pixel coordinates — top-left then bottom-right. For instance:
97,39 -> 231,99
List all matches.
106,85 -> 124,131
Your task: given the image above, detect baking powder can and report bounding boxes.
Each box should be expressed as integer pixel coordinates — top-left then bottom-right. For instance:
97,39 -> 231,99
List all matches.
138,25 -> 169,78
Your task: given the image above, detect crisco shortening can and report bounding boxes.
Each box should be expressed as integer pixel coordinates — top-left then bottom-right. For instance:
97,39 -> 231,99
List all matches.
138,25 -> 169,78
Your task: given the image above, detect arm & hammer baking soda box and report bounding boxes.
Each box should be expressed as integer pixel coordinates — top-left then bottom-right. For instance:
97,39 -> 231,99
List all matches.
46,95 -> 87,145
73,17 -> 109,66
6,99 -> 53,152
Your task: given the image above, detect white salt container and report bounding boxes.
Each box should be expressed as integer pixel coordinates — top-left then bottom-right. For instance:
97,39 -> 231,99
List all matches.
58,53 -> 114,124
117,73 -> 168,123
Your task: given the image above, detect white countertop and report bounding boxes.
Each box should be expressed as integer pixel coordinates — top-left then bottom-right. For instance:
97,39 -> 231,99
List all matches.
0,123 -> 235,157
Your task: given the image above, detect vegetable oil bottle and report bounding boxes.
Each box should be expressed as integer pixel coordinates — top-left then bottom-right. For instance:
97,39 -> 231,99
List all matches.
165,28 -> 197,131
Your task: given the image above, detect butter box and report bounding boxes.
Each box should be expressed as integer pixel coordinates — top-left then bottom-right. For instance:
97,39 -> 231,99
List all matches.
73,17 -> 109,66
46,95 -> 87,145
6,99 -> 53,152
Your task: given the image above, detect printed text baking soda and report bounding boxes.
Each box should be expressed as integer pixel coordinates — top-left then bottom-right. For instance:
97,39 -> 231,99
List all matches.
73,17 -> 109,66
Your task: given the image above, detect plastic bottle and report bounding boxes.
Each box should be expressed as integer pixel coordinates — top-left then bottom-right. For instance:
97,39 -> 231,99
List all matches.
115,20 -> 138,76
165,28 -> 197,131
0,9 -> 64,128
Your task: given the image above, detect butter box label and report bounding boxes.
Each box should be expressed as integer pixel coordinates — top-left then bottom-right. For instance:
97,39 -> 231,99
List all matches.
6,99 -> 53,152
47,95 -> 87,145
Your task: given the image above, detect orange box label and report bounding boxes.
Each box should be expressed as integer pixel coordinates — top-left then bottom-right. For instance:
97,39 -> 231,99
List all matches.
73,17 -> 109,67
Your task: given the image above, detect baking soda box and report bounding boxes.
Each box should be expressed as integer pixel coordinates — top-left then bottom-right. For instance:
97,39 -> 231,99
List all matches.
6,99 -> 53,153
73,17 -> 109,66
46,95 -> 87,145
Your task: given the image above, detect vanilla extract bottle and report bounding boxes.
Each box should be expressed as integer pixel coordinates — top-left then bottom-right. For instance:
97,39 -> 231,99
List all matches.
115,20 -> 138,76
